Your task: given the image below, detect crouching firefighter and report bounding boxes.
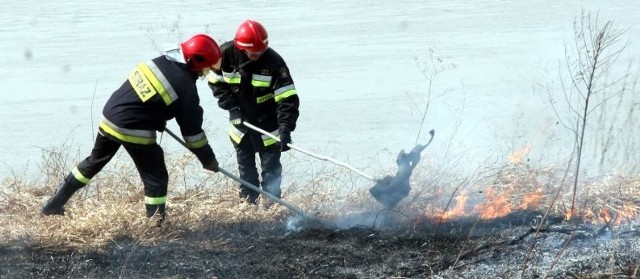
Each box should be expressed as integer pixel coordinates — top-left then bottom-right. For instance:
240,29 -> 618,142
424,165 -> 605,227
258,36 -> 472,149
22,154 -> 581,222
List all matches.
42,34 -> 222,222
208,19 -> 300,205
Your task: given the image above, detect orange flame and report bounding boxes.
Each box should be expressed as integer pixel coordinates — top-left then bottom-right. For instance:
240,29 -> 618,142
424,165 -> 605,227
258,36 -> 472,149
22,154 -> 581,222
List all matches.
520,191 -> 543,210
422,181 -> 640,226
438,191 -> 468,221
475,188 -> 512,219
564,204 -> 640,225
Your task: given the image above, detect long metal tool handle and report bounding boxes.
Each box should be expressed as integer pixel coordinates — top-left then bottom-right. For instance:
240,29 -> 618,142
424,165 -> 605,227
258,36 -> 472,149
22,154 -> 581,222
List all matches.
163,127 -> 310,219
242,121 -> 376,181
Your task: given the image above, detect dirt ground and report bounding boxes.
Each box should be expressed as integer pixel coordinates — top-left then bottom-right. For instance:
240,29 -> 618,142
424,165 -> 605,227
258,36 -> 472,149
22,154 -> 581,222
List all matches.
2,210 -> 640,279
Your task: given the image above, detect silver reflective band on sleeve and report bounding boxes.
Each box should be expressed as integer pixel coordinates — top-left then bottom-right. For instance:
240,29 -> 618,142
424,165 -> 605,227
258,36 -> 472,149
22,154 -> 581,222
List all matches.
228,124 -> 245,144
262,128 -> 280,146
274,84 -> 297,102
144,61 -> 179,104
183,132 -> 209,149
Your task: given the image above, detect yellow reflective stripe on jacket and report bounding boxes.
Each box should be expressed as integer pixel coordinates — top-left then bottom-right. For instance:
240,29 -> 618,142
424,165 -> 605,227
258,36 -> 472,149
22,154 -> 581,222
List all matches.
256,93 -> 274,104
222,71 -> 241,84
138,61 -> 178,105
251,74 -> 272,87
208,74 -> 225,84
229,125 -> 279,147
262,129 -> 280,147
99,118 -> 156,145
144,196 -> 166,205
128,62 -> 178,105
228,124 -> 245,144
274,84 -> 297,102
183,132 -> 209,149
72,166 -> 90,184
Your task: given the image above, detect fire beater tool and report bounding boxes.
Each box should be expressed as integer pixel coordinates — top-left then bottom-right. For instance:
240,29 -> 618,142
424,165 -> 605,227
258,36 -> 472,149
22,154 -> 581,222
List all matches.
369,128 -> 435,208
241,121 -> 435,208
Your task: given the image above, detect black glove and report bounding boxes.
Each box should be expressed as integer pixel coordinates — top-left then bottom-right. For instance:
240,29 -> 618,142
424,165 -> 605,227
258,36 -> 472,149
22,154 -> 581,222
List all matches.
203,157 -> 219,172
229,107 -> 243,126
279,125 -> 292,152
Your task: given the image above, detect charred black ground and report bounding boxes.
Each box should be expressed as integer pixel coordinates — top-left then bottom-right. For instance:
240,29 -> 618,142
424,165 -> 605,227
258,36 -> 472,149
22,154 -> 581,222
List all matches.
2,210 -> 639,278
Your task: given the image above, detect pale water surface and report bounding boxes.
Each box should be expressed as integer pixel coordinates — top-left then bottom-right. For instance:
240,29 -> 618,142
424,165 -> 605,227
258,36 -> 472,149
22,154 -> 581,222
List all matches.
1,1 -> 639,181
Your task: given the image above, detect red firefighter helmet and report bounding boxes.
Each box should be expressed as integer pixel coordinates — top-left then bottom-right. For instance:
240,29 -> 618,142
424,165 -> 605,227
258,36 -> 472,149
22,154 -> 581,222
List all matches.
180,34 -> 221,72
234,19 -> 269,53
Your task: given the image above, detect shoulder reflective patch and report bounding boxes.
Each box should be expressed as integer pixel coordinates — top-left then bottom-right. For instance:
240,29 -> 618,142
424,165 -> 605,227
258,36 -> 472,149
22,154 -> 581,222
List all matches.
144,61 -> 178,105
128,63 -> 158,102
280,68 -> 290,79
128,62 -> 178,105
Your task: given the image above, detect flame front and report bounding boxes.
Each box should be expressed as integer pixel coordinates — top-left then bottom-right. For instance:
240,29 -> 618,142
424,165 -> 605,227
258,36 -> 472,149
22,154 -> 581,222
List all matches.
422,186 -> 639,225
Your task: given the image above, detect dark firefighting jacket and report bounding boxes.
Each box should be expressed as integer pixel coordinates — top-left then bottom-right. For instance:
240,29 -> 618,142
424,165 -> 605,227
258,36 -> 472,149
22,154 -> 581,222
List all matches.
208,41 -> 300,151
101,55 -> 216,165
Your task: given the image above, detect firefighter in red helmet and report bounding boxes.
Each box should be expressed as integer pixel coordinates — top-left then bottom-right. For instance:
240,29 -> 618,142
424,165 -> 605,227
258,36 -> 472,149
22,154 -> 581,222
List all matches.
42,34 -> 222,222
209,19 -> 300,205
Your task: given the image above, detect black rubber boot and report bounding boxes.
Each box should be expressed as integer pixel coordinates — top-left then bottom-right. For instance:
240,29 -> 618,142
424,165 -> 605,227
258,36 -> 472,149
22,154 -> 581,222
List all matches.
239,191 -> 258,205
146,204 -> 166,227
42,176 -> 83,216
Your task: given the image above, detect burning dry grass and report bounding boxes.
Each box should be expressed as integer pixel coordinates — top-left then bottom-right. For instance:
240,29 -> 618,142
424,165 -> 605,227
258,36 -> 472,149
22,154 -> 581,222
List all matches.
3,150 -> 640,246
2,147 -> 640,277
407,162 -> 640,228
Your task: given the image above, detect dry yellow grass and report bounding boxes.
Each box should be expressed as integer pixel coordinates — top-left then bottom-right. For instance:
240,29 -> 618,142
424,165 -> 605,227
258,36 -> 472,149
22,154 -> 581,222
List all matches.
2,147 -> 640,253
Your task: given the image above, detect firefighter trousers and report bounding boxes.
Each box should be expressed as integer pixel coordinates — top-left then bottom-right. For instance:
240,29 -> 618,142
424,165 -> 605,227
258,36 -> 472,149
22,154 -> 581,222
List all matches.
71,130 -> 169,216
235,137 -> 282,203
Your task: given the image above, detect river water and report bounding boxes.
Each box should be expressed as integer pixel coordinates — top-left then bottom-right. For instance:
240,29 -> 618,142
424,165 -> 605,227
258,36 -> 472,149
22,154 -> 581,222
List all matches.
1,0 -> 639,181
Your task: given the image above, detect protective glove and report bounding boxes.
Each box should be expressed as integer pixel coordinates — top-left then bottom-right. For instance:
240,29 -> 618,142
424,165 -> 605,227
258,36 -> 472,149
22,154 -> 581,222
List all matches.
279,125 -> 292,152
203,158 -> 219,172
229,107 -> 243,126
